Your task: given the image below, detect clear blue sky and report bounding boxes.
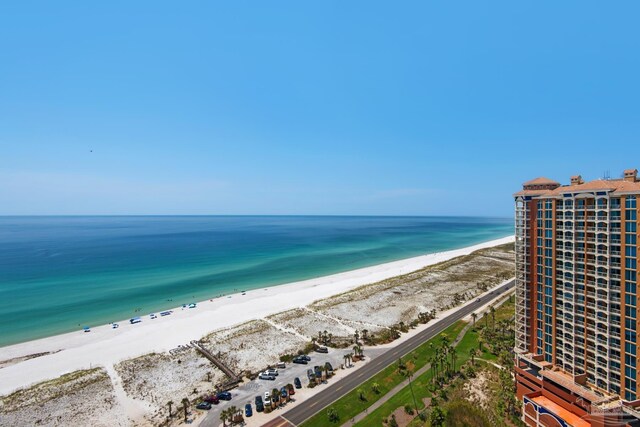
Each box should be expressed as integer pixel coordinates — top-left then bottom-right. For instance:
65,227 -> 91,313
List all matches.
1,1 -> 639,216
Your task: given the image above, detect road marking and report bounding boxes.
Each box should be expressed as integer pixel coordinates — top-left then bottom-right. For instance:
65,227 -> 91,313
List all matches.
336,385 -> 344,391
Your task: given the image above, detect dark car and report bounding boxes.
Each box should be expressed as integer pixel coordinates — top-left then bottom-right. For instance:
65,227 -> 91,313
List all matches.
217,391 -> 232,401
306,369 -> 315,380
314,365 -> 323,377
255,396 -> 264,412
245,403 -> 253,417
280,387 -> 288,399
315,346 -> 328,353
204,394 -> 220,404
324,362 -> 334,372
292,356 -> 308,364
301,354 -> 311,361
294,377 -> 302,389
196,402 -> 212,410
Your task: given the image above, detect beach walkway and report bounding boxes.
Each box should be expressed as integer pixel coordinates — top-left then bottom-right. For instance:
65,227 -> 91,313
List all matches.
191,340 -> 240,383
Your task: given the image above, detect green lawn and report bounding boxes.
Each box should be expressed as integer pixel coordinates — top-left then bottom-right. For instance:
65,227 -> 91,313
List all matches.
300,321 -> 467,427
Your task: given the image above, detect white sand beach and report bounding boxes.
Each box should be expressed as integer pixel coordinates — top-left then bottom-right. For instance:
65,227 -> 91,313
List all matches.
0,235 -> 514,426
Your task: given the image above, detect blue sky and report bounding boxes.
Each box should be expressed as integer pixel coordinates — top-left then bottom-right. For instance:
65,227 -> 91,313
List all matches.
1,1 -> 639,216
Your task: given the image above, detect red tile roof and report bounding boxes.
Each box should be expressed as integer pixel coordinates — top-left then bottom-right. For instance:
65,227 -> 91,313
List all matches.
523,177 -> 561,186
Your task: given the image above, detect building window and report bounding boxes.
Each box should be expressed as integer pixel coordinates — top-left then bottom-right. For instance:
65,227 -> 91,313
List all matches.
626,196 -> 637,209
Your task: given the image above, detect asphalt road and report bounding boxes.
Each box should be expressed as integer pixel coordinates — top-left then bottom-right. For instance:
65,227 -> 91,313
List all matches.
275,279 -> 516,426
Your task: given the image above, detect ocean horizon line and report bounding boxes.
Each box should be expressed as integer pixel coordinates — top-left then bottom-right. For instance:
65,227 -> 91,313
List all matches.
0,213 -> 512,219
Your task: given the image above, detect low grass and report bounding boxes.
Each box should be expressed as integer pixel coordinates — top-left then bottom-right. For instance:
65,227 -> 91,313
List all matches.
300,321 -> 467,427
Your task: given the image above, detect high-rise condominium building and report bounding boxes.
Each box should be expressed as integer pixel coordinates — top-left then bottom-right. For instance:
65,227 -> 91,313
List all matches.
514,169 -> 640,427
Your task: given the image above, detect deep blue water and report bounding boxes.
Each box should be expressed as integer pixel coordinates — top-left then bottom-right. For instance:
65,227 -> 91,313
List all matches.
0,216 -> 512,347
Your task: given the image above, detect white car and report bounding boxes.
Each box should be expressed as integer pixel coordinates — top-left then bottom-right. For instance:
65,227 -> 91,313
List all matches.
267,368 -> 279,376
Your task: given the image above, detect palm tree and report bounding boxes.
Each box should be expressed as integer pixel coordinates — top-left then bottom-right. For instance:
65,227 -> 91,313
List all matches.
469,348 -> 477,365
471,312 -> 477,326
372,382 -> 380,394
167,400 -> 174,418
220,408 -> 229,427
181,397 -> 190,422
228,405 -> 238,424
362,329 -> 369,342
354,329 -> 360,344
405,367 -> 418,414
450,346 -> 458,372
357,388 -> 365,401
271,388 -> 279,407
440,333 -> 450,348
490,305 -> 496,330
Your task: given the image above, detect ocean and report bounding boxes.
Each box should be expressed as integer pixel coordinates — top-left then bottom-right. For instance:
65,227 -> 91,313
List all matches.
0,216 -> 512,347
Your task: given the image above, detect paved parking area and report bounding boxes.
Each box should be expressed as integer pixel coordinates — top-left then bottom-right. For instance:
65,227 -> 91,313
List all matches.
199,348 -> 360,427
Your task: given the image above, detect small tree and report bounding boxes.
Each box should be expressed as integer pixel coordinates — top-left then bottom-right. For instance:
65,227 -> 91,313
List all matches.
430,405 -> 446,427
181,397 -> 190,422
327,406 -> 339,423
372,382 -> 380,394
167,400 -> 174,418
471,312 -> 477,326
470,348 -> 477,365
357,388 -> 366,401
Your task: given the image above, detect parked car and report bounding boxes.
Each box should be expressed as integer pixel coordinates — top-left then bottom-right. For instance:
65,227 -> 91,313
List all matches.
307,369 -> 315,380
196,401 -> 212,410
294,377 -> 302,389
287,384 -> 295,395
315,346 -> 328,353
267,368 -> 279,376
259,372 -> 275,380
217,391 -> 232,401
277,362 -> 286,369
245,403 -> 253,417
255,396 -> 264,412
301,354 -> 311,361
325,362 -> 334,373
292,356 -> 308,365
314,365 -> 323,377
280,387 -> 288,399
204,395 -> 220,404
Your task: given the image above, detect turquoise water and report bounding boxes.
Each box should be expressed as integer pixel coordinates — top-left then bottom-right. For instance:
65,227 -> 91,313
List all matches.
0,216 -> 512,347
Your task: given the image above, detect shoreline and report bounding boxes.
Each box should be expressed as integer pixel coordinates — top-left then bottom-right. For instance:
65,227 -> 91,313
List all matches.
0,235 -> 514,396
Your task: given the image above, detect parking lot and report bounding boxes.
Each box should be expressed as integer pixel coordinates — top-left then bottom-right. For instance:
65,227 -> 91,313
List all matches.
198,347 -> 384,426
